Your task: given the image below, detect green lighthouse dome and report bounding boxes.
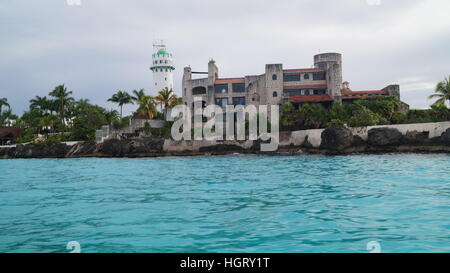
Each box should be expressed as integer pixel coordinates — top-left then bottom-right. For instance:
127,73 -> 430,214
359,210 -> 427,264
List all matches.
156,48 -> 172,57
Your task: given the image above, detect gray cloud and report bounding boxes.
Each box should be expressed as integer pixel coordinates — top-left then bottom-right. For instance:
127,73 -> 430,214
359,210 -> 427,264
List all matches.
1,0 -> 449,115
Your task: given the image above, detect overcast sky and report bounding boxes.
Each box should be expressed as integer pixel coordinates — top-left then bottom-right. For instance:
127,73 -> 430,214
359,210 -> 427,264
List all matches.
1,0 -> 449,115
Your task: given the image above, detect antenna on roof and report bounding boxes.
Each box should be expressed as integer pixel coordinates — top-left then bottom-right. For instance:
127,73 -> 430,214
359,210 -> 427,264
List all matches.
153,39 -> 166,50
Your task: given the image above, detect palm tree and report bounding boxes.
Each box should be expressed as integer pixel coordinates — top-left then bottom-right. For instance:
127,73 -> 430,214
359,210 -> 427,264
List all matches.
49,84 -> 74,124
131,89 -> 146,102
170,96 -> 183,107
108,90 -> 133,118
154,88 -> 177,120
429,76 -> 450,107
136,95 -> 157,120
104,109 -> 120,125
30,96 -> 50,113
0,97 -> 10,113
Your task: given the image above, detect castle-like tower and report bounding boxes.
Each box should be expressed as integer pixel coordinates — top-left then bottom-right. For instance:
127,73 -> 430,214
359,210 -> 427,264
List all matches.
150,42 -> 175,95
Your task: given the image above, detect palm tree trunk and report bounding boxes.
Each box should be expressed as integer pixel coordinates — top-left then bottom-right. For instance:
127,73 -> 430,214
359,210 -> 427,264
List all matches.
120,105 -> 123,118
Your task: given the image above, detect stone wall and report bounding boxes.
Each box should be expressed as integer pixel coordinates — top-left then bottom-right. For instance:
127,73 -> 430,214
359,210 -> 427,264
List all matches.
108,119 -> 165,139
279,121 -> 450,148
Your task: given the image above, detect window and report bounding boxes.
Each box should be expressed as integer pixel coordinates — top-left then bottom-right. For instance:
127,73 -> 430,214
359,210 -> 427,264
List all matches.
215,98 -> 228,107
313,72 -> 326,81
304,74 -> 310,80
214,84 -> 228,94
232,97 -> 246,105
232,83 -> 245,93
283,73 -> 300,82
284,89 -> 301,96
272,74 -> 277,80
192,86 -> 207,95
313,90 -> 319,95
272,91 -> 278,97
160,60 -> 162,64
304,90 -> 310,95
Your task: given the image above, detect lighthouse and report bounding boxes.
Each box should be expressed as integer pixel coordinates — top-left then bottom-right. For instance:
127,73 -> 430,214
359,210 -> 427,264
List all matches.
150,42 -> 175,95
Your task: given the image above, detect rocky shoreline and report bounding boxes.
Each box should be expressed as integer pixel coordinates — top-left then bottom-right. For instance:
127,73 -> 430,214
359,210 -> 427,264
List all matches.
1,126 -> 450,159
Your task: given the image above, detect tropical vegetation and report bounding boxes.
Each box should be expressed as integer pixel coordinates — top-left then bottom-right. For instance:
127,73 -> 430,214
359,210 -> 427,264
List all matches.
1,85 -> 181,143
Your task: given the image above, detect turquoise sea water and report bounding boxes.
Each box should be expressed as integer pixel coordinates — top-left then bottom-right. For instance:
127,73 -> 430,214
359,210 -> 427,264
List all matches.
0,154 -> 449,253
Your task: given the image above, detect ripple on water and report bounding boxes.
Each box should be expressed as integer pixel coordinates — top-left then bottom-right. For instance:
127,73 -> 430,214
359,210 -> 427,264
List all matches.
0,154 -> 450,252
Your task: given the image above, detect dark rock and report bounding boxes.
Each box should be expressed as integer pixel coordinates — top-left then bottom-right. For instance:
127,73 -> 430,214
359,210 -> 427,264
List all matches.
13,142 -> 71,158
303,136 -> 314,148
368,128 -> 403,146
352,135 -> 366,146
66,141 -> 97,157
320,125 -> 353,150
97,139 -> 131,156
402,131 -> 430,145
251,138 -> 272,152
199,144 -> 243,153
95,139 -> 164,157
441,128 -> 450,144
128,139 -> 164,154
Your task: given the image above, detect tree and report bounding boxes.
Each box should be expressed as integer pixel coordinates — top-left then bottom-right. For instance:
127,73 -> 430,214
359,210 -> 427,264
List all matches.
169,96 -> 183,107
348,106 -> 384,127
154,88 -> 177,119
0,109 -> 14,126
136,95 -> 157,120
428,76 -> 450,107
38,115 -> 59,134
108,90 -> 133,117
280,102 -> 298,129
30,96 -> 49,113
131,89 -> 146,102
0,97 -> 10,113
49,84 -> 74,125
298,103 -> 329,129
104,109 -> 120,125
71,104 -> 108,140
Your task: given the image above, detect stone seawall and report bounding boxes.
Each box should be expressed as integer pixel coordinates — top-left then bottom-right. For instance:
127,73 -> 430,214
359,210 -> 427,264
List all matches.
1,121 -> 450,159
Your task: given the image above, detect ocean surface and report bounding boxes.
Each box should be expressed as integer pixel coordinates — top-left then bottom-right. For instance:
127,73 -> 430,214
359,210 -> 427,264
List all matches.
0,154 -> 449,253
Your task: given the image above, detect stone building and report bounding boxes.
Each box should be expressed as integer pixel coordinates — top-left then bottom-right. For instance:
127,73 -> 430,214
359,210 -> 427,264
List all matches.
182,53 -> 407,110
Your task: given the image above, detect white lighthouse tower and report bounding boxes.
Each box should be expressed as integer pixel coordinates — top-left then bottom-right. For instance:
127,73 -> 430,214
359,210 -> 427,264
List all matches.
150,42 -> 175,95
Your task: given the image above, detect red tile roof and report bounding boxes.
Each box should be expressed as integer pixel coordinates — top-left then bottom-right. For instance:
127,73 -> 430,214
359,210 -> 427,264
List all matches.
289,94 -> 334,103
283,68 -> 326,73
0,127 -> 23,139
284,84 -> 328,89
215,78 -> 245,83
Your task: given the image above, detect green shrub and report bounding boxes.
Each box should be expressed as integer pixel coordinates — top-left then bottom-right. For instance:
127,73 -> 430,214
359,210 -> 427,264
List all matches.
391,112 -> 407,124
348,107 -> 382,127
326,119 -> 344,127
143,121 -> 151,133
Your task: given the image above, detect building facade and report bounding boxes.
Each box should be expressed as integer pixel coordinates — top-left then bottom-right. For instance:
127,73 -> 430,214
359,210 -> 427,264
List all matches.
150,43 -> 175,96
182,53 -> 406,110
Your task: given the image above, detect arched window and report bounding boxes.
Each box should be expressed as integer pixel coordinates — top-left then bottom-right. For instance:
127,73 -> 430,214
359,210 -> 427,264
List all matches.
304,74 -> 310,80
272,74 -> 277,80
272,91 -> 278,97
305,90 -> 310,95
